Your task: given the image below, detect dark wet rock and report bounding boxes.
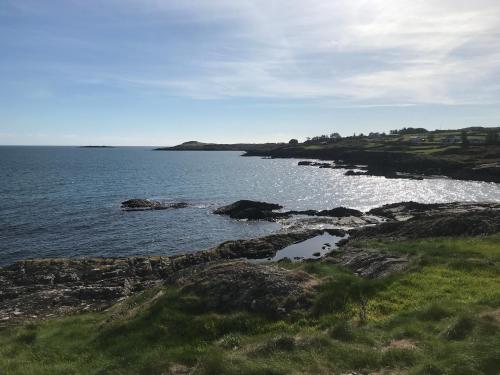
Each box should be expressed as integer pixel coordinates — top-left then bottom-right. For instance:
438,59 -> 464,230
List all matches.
324,246 -> 409,279
169,260 -> 317,316
286,206 -> 364,219
214,200 -> 283,220
334,164 -> 363,170
351,209 -> 500,240
312,252 -> 321,257
297,161 -> 333,168
0,229 -> 343,323
215,200 -> 365,222
345,169 -> 424,180
121,199 -> 189,211
299,161 -> 368,171
368,201 -> 500,220
211,229 -> 345,259
345,170 -> 368,176
316,207 -> 363,218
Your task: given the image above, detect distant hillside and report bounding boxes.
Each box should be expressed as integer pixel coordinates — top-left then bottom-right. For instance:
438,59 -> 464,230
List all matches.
154,141 -> 283,152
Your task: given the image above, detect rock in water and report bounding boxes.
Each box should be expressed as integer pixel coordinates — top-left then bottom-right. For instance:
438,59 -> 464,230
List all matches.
317,207 -> 363,218
214,200 -> 283,220
121,199 -> 188,210
351,209 -> 500,239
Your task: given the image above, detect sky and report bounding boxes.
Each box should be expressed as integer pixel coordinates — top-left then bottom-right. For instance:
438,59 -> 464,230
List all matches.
1,0 -> 500,146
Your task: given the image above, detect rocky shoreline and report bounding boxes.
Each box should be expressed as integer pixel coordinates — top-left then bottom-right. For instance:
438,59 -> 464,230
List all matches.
2,200 -> 500,325
244,147 -> 500,183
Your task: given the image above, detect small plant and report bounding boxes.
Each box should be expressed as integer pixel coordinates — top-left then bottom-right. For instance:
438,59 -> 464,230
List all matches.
218,333 -> 242,350
417,303 -> 450,321
254,334 -> 296,356
314,274 -> 385,323
443,316 -> 475,340
328,319 -> 354,341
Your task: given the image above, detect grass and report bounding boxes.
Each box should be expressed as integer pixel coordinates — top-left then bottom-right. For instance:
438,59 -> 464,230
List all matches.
1,234 -> 499,374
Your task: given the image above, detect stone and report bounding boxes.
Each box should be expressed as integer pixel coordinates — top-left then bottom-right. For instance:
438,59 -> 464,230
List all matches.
169,260 -> 317,317
121,199 -> 188,211
214,200 -> 283,220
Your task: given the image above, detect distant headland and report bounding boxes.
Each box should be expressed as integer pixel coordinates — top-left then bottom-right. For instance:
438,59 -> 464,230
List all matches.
157,127 -> 500,183
154,140 -> 281,152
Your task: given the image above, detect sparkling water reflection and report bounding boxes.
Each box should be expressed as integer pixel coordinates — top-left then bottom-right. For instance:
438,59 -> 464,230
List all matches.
1,147 -> 499,266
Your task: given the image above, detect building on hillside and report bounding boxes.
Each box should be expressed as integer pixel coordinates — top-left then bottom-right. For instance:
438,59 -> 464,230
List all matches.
410,136 -> 425,145
443,135 -> 461,144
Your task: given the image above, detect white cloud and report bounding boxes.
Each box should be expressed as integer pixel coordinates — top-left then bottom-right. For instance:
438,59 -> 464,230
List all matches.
112,0 -> 500,105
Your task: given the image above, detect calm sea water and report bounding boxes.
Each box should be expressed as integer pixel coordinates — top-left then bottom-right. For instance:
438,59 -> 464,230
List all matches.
1,146 -> 499,266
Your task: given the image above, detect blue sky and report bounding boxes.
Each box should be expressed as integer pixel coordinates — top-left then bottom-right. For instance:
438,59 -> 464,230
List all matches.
1,0 -> 500,146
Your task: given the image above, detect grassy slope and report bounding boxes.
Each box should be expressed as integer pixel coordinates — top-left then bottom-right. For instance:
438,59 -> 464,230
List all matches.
1,234 -> 499,375
292,131 -> 500,167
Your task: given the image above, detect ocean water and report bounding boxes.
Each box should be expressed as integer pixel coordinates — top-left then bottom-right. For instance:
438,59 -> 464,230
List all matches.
1,146 -> 499,266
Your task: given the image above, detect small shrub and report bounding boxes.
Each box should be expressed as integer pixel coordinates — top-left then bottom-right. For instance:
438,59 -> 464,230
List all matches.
381,348 -> 417,367
199,348 -> 228,375
16,330 -> 37,345
218,334 -> 241,350
328,320 -> 354,341
272,335 -> 296,351
443,316 -> 475,340
253,335 -> 296,356
417,304 -> 450,321
411,362 -> 444,375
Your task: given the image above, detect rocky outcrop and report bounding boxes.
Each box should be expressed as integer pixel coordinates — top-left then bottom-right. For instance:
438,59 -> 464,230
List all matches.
325,246 -> 409,279
315,207 -> 363,218
121,199 -> 189,210
3,201 -> 499,324
246,147 -> 500,183
351,209 -> 500,240
214,200 -> 363,221
368,201 -> 500,220
0,257 -> 171,323
169,260 -> 317,316
0,230 -> 337,323
211,229 -> 345,259
214,200 -> 284,220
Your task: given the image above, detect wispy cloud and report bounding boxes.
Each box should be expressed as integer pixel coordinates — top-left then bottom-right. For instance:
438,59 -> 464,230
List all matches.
113,0 -> 500,105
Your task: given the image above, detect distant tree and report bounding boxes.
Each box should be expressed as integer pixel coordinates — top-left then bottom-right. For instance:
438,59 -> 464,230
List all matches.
390,127 -> 428,135
330,132 -> 342,139
486,129 -> 499,145
461,131 -> 470,148
288,139 -> 299,145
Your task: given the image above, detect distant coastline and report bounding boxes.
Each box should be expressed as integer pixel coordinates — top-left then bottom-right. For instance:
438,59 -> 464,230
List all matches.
79,145 -> 115,148
159,128 -> 500,183
154,140 -> 281,152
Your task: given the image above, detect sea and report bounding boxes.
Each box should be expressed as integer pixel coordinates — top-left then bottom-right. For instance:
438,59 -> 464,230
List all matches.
1,146 -> 499,266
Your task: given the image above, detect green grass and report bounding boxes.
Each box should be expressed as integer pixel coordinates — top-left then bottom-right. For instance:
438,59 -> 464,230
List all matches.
1,234 -> 499,374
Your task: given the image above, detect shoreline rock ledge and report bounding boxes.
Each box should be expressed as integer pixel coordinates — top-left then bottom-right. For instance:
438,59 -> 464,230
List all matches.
214,200 -> 363,221
214,200 -> 284,220
121,199 -> 189,211
0,229 -> 339,324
